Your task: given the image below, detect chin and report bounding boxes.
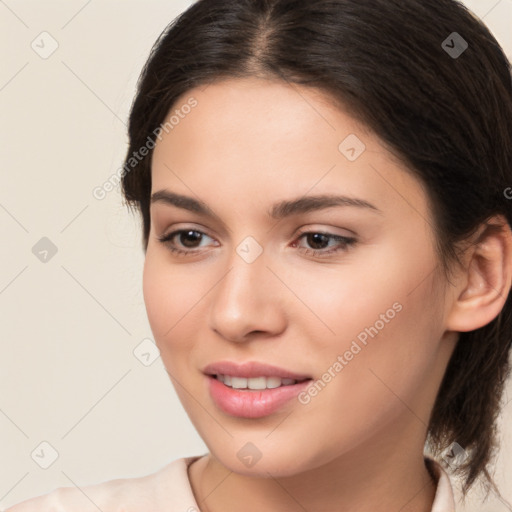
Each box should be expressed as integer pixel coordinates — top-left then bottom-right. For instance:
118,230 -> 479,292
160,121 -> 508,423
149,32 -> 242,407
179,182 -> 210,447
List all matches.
209,441 -> 323,478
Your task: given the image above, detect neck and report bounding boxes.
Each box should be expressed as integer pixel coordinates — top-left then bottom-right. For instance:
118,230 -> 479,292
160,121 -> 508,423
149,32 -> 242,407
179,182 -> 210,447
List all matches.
188,425 -> 437,512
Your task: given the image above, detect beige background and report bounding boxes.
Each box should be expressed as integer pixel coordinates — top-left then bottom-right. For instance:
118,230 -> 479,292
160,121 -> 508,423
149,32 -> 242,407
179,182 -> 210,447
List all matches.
1,1 -> 511,510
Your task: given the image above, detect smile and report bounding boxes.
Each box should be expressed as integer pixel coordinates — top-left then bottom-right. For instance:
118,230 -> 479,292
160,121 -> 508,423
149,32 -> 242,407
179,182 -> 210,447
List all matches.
206,374 -> 313,418
214,374 -> 308,390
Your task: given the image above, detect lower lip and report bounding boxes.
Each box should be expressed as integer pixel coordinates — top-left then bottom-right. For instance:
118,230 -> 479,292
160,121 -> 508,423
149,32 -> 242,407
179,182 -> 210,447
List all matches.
206,375 -> 312,418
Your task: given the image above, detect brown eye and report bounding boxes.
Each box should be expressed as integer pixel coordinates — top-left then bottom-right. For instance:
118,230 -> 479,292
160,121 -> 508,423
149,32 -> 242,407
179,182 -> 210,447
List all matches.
294,231 -> 357,257
157,229 -> 215,255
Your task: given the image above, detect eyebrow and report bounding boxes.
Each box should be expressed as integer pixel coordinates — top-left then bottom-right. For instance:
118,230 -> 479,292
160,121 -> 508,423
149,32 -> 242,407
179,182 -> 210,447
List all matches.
150,190 -> 382,222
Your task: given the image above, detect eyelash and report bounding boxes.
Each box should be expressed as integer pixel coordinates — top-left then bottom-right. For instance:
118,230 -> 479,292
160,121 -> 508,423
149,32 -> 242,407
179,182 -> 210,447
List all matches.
156,228 -> 357,258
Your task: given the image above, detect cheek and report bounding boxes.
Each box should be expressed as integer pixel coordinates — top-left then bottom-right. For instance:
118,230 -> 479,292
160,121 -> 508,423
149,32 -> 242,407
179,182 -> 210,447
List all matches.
295,296 -> 442,461
312,277 -> 443,430
287,251 -> 428,357
302,241 -> 443,407
142,251 -> 205,348
142,255 -> 171,340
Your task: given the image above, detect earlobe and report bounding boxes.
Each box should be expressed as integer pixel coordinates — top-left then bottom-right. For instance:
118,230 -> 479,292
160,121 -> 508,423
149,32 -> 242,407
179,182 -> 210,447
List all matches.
446,216 -> 512,333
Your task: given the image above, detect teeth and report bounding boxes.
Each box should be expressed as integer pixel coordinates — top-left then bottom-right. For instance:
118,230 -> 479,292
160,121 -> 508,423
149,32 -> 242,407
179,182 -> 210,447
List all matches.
216,374 -> 298,389
231,376 -> 248,389
264,377 -> 282,389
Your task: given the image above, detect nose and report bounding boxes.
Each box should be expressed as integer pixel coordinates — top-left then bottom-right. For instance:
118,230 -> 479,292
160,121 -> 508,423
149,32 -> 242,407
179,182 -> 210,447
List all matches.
208,250 -> 287,343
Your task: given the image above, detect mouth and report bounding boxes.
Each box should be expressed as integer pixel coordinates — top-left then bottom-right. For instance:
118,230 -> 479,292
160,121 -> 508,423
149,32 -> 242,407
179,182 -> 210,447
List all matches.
205,372 -> 314,419
202,360 -> 312,381
202,361 -> 314,418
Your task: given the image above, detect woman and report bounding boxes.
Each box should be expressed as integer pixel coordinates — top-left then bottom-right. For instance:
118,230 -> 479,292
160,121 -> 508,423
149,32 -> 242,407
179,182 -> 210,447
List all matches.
7,0 -> 512,510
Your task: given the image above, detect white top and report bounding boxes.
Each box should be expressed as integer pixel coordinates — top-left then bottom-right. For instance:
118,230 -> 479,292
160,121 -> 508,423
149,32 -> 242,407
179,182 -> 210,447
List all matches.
4,455 -> 456,511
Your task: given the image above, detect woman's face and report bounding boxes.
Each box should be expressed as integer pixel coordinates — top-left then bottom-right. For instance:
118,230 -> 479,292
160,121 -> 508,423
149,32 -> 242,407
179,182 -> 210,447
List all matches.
144,77 -> 458,476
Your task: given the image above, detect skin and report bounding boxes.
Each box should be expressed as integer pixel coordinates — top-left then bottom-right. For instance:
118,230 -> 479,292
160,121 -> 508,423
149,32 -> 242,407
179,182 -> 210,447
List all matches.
144,77 -> 512,512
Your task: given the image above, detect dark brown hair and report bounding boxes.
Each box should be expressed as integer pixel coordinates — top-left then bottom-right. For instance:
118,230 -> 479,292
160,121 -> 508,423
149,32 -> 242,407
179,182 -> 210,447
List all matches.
120,0 -> 512,499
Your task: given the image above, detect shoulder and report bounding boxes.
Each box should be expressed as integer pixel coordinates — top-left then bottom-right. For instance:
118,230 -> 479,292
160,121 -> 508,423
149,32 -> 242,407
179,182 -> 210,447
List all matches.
4,455 -> 204,512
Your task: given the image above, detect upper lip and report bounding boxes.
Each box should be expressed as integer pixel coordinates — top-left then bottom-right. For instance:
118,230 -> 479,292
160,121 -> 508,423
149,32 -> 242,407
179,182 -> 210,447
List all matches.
202,361 -> 312,380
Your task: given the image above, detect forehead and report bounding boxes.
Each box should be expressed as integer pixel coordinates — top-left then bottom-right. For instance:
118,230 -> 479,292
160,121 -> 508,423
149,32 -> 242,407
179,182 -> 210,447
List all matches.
150,77 -> 431,226
152,76 -> 364,168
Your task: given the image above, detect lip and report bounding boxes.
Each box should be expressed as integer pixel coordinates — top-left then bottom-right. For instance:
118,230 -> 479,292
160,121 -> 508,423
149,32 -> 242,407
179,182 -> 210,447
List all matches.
202,360 -> 312,380
206,375 -> 312,418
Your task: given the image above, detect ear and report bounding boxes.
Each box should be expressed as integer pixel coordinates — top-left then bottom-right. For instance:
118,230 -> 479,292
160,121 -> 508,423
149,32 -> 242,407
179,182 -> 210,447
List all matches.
446,215 -> 512,333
